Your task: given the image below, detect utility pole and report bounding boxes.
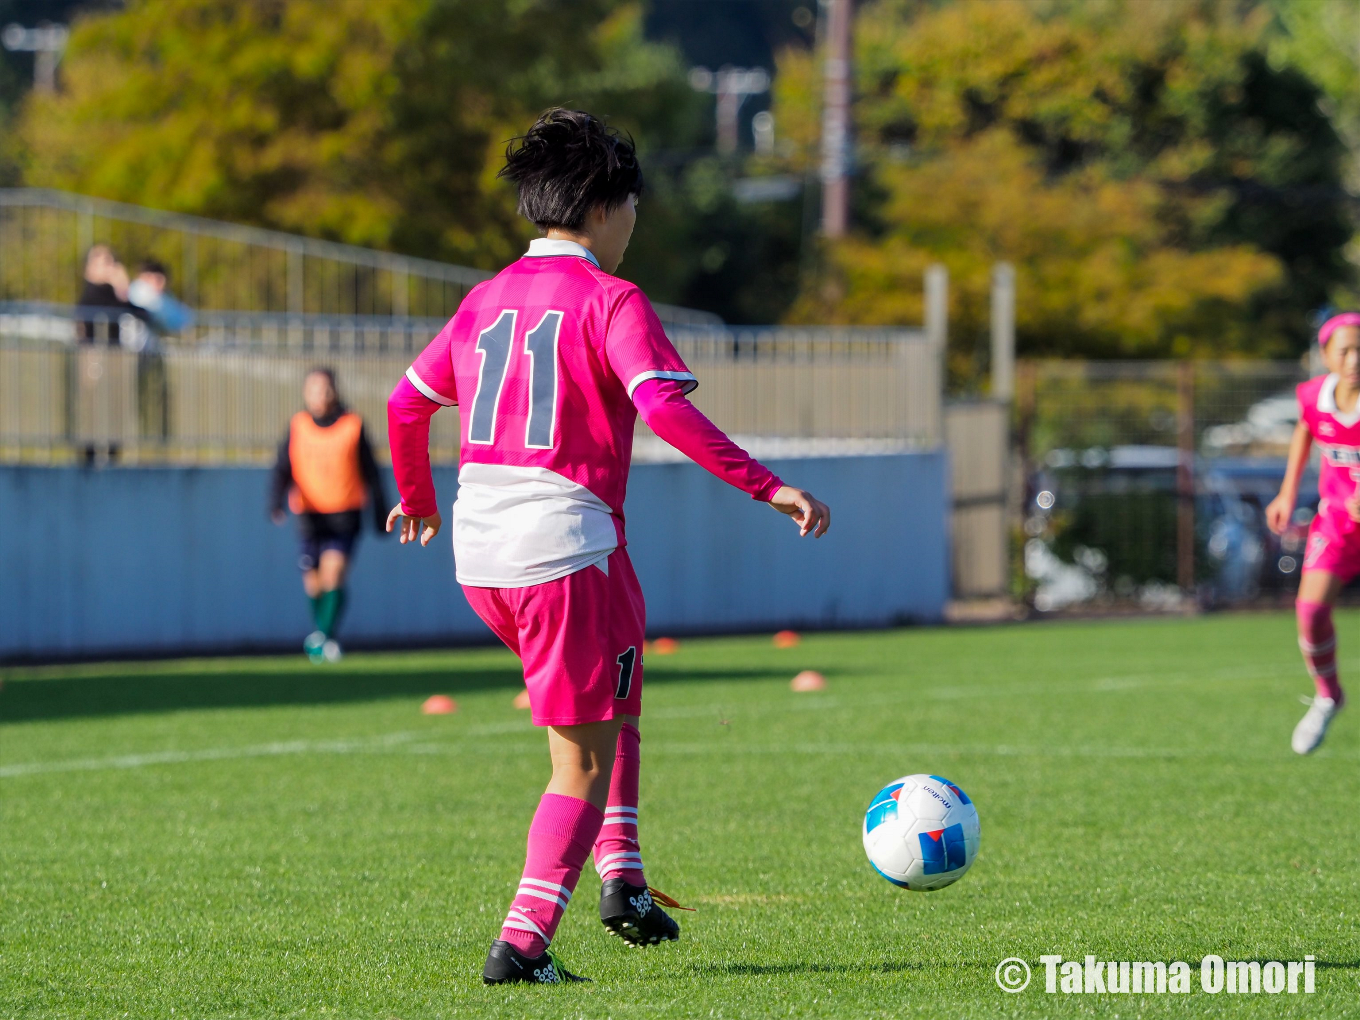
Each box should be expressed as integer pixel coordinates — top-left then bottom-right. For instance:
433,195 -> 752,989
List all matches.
2,23 -> 69,93
689,66 -> 770,155
820,0 -> 853,237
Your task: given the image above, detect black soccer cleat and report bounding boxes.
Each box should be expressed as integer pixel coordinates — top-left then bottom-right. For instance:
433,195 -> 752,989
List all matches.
482,940 -> 589,985
599,879 -> 686,947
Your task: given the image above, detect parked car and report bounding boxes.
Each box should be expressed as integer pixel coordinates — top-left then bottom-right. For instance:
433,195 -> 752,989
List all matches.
1029,446 -> 1274,606
1202,458 -> 1319,591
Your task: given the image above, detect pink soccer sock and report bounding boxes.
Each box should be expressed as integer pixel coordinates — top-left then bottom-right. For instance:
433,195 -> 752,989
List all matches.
499,793 -> 604,957
1298,600 -> 1345,705
593,723 -> 647,887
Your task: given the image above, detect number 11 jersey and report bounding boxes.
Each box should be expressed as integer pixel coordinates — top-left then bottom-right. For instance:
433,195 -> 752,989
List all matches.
404,238 -> 697,588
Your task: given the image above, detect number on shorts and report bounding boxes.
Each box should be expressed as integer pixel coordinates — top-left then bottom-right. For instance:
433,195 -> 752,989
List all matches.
615,646 -> 637,700
468,308 -> 563,448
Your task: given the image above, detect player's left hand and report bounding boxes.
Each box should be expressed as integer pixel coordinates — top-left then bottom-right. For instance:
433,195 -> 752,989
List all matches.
769,485 -> 831,538
386,504 -> 442,546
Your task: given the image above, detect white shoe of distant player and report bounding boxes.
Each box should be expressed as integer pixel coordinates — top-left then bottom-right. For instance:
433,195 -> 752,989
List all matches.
322,639 -> 343,663
1292,696 -> 1340,755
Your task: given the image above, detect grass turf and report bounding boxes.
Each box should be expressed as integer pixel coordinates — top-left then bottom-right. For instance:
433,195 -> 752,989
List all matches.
1,614 -> 1358,1018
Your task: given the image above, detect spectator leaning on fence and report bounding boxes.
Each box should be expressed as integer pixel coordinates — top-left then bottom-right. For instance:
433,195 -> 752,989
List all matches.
78,244 -> 149,344
129,259 -> 194,335
270,368 -> 388,663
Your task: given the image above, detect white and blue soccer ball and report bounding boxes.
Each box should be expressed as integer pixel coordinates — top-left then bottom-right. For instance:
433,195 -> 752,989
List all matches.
862,774 -> 980,891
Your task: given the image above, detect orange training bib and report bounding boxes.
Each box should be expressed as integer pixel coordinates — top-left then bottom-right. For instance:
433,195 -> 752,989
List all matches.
287,411 -> 367,514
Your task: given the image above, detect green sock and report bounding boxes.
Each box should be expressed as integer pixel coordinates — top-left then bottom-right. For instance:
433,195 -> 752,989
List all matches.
315,588 -> 346,639
308,594 -> 321,630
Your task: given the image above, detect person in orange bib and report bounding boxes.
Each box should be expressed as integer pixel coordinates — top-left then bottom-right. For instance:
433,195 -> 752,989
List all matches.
269,367 -> 387,662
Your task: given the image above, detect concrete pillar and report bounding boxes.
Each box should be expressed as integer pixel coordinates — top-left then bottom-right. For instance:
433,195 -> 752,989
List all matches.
926,263 -> 948,443
991,262 -> 1015,401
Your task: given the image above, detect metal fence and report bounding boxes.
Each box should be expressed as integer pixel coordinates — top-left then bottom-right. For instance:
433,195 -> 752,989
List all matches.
1016,358 -> 1313,611
0,307 -> 938,466
0,189 -> 722,328
1018,358 -> 1308,460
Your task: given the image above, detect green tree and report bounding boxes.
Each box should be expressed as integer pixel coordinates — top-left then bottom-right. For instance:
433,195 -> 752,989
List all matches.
16,0 -> 677,270
772,0 -> 1350,376
14,0 -> 818,320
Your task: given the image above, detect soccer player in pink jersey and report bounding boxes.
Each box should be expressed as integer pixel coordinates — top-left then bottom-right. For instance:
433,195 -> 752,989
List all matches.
384,109 -> 830,984
1267,313 -> 1360,754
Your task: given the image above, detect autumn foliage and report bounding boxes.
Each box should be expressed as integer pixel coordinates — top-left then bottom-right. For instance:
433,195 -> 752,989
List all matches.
773,0 -> 1349,370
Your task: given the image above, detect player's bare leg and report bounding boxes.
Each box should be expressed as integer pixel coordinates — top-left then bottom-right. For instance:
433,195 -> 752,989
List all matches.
1294,569 -> 1345,754
593,713 -> 686,947
546,718 -> 621,808
485,720 -> 620,984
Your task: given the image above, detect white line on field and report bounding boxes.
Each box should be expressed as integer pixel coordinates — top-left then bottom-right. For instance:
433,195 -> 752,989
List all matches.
646,740 -> 1360,762
0,731 -> 421,778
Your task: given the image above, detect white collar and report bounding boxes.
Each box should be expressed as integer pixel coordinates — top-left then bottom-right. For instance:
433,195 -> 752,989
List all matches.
525,237 -> 600,268
1319,373 -> 1360,427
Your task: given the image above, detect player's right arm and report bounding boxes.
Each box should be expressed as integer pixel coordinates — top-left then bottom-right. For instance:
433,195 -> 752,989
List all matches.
268,433 -> 292,524
386,323 -> 459,547
1266,418 -> 1312,535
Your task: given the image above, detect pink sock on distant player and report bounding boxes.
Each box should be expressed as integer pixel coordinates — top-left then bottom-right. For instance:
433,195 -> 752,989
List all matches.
499,793 -> 604,957
1298,599 -> 1344,704
593,722 -> 646,886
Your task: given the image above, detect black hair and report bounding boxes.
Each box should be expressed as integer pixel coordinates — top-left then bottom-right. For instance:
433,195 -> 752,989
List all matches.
139,258 -> 169,279
498,108 -> 643,231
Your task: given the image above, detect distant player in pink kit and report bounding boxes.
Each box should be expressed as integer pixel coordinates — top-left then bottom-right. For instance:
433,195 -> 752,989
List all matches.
385,109 -> 831,984
1267,313 -> 1360,754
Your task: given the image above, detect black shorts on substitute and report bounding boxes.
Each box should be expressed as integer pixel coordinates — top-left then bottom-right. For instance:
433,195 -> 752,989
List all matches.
297,510 -> 362,571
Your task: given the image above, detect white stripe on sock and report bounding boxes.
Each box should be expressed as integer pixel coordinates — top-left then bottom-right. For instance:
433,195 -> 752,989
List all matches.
596,851 -> 645,872
504,909 -> 549,940
519,877 -> 571,898
516,886 -> 570,909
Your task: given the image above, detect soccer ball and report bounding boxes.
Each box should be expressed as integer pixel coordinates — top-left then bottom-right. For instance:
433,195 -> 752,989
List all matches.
862,774 -> 980,890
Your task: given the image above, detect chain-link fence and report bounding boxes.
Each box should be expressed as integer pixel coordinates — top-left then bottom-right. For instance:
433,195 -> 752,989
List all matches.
1016,358 -> 1313,611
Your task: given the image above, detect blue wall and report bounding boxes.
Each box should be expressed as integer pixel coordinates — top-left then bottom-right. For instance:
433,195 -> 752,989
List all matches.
0,453 -> 948,661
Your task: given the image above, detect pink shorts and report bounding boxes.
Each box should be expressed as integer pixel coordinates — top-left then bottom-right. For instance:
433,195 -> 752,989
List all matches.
462,548 -> 645,727
1303,511 -> 1360,582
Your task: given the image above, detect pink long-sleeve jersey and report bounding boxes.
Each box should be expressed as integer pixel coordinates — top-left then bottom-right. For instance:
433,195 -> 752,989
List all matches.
1300,373 -> 1360,522
388,238 -> 782,588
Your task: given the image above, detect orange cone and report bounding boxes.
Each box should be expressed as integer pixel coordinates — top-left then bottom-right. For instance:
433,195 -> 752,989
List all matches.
421,694 -> 457,715
773,630 -> 801,648
651,637 -> 680,655
790,670 -> 826,692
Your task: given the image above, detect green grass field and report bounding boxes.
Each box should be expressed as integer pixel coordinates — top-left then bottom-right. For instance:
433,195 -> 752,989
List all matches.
2,614 -> 1358,1018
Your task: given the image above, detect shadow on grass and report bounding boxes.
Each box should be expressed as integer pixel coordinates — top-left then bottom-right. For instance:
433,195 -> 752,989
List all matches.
0,660 -> 792,725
